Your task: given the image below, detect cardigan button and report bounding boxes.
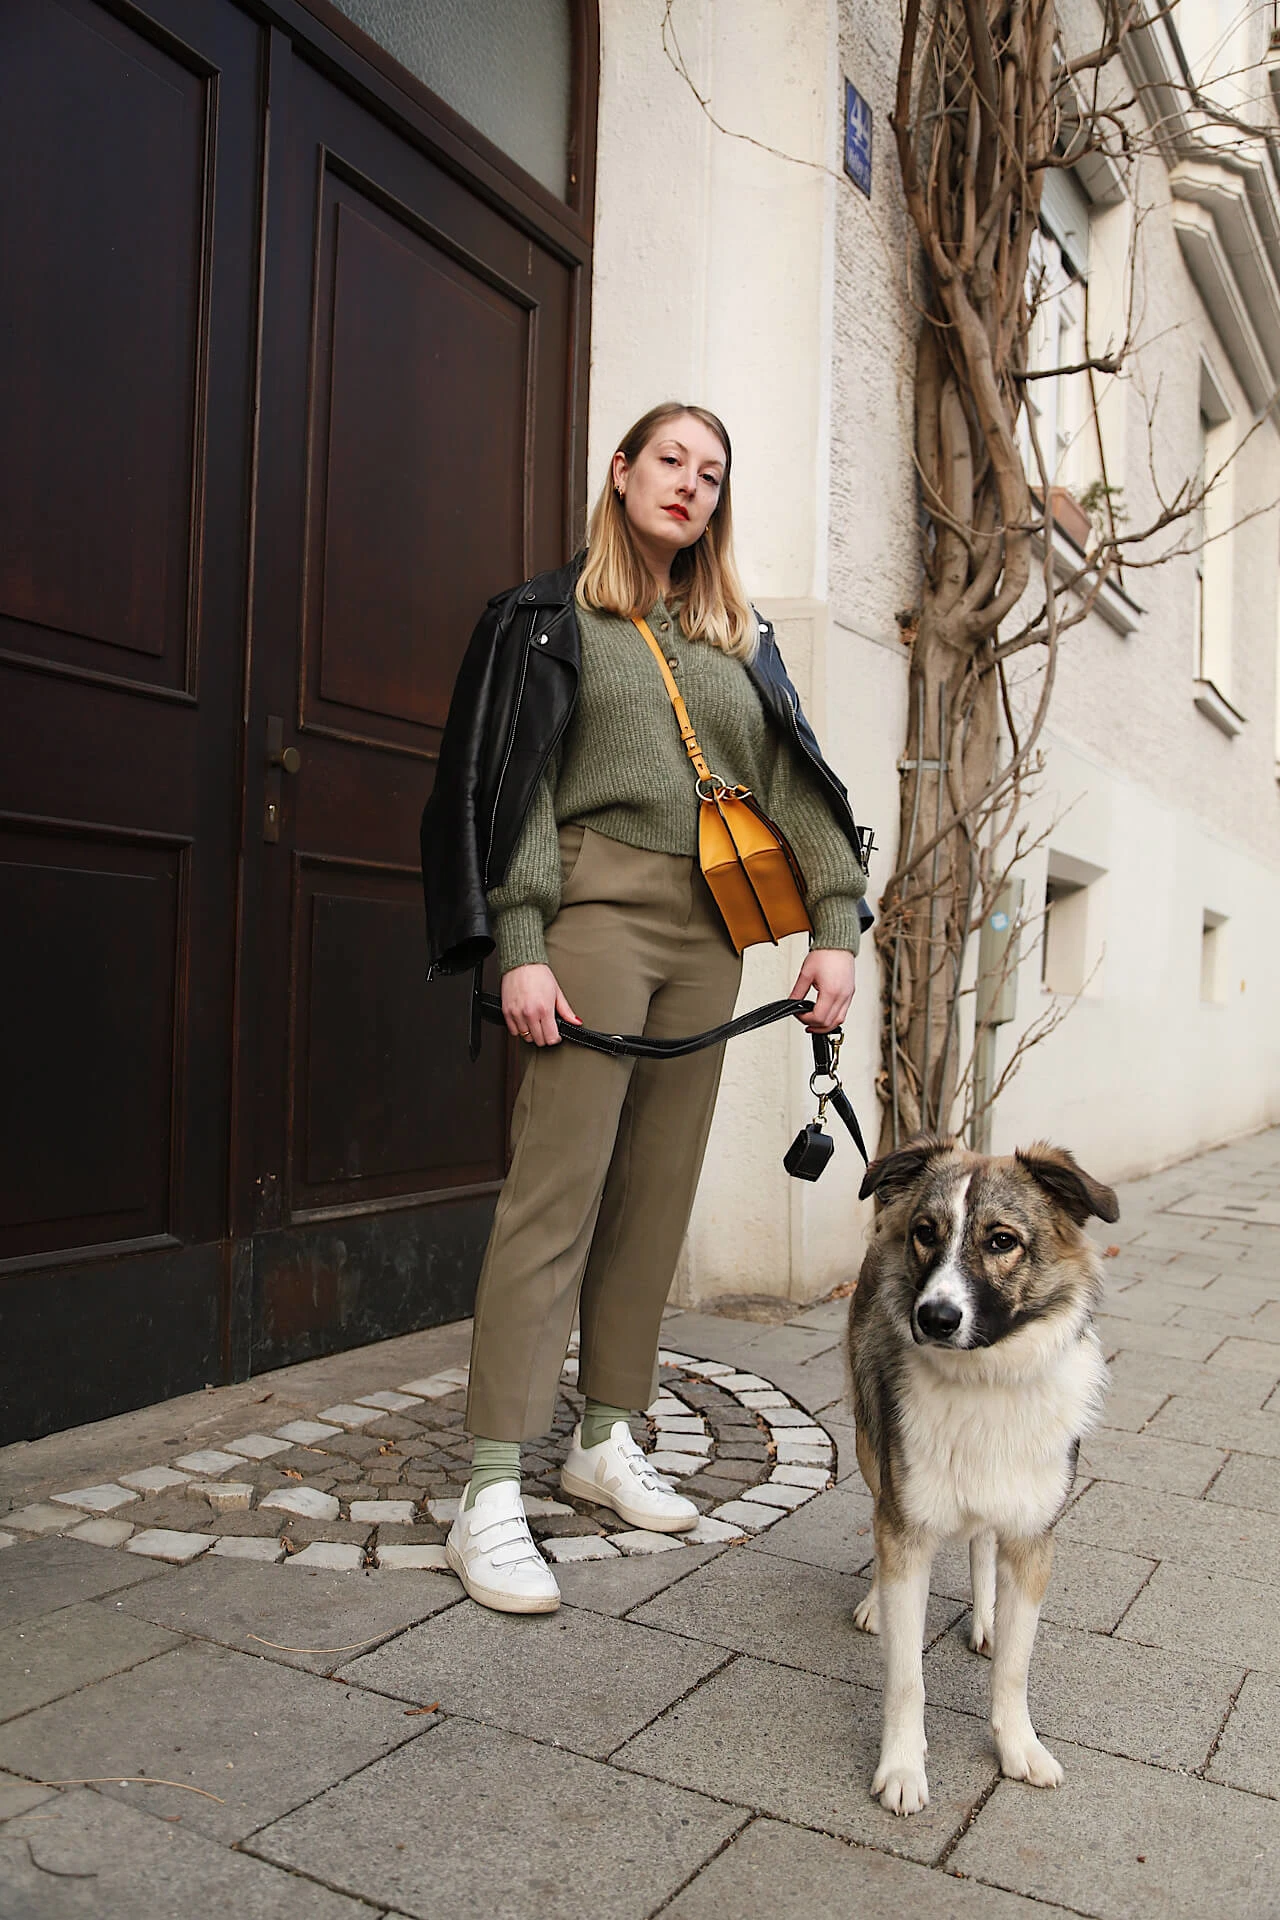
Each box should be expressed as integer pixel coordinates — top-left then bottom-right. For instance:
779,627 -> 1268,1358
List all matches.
667,656 -> 679,670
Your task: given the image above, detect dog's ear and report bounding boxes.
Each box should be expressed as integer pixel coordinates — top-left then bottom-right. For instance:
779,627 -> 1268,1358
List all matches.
859,1135 -> 953,1206
1015,1142 -> 1120,1225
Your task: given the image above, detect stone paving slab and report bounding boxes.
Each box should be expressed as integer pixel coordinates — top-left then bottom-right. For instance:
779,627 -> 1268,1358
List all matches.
4,1503 -> 76,1537
1093,1382 -> 1174,1430
0,1636 -> 422,1843
613,1654 -> 998,1866
1206,1448 -> 1280,1514
1145,1394 -> 1280,1457
1098,1277 -> 1207,1322
0,1537 -> 162,1631
0,1788 -> 375,1919
743,1483 -> 874,1573
1205,1335 -> 1280,1376
338,1601 -> 728,1759
115,1556 -> 463,1676
1057,1479 -> 1280,1583
948,1737 -> 1280,1919
0,1768 -> 57,1821
1206,1671 -> 1280,1797
661,1816 -> 1078,1919
1115,1559 -> 1280,1674
1105,1348 -> 1276,1410
1038,1540 -> 1159,1634
0,1599 -> 178,1723
1076,1427 -> 1227,1496
552,1541 -> 728,1616
1094,1314 -> 1224,1363
923,1615 -> 1242,1770
249,1716 -> 744,1920
630,1545 -> 962,1688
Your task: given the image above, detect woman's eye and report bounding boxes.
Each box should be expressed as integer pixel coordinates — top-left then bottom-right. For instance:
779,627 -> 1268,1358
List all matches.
989,1232 -> 1019,1255
701,473 -> 720,486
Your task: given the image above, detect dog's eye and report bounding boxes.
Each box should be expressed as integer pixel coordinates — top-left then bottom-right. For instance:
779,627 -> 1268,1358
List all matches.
912,1221 -> 938,1248
988,1230 -> 1020,1255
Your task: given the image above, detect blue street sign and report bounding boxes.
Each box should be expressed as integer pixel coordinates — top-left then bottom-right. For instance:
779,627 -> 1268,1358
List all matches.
844,78 -> 872,199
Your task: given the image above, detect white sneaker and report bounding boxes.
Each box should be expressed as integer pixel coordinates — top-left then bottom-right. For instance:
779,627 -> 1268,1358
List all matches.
445,1481 -> 561,1613
560,1420 -> 699,1533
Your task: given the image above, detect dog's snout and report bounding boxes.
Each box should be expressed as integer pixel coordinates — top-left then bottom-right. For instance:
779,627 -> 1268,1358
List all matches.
916,1296 -> 963,1340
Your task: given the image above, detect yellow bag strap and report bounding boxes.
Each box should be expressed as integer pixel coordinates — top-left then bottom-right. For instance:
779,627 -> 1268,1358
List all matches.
631,616 -> 713,785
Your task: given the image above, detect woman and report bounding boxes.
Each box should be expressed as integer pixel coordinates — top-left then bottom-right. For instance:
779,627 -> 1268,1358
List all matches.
421,403 -> 868,1613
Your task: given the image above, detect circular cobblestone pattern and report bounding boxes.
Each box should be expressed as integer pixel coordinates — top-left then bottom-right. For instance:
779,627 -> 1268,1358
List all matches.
1,1340 -> 837,1572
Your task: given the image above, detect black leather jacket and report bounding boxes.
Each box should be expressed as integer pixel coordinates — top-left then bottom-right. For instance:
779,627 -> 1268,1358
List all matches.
421,556 -> 873,976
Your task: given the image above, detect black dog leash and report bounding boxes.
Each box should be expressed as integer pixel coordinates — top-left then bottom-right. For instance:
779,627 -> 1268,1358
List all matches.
473,988 -> 813,1059
472,985 -> 868,1174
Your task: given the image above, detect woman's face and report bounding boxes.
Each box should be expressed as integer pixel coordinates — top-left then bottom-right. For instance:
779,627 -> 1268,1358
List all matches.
612,414 -> 727,570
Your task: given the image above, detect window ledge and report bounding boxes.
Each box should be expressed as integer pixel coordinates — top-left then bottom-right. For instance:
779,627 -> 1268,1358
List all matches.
1193,679 -> 1246,736
1032,522 -> 1144,637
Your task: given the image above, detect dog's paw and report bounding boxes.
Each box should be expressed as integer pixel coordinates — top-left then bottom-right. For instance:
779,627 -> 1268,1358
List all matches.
969,1615 -> 994,1657
853,1589 -> 880,1635
871,1760 -> 930,1816
997,1728 -> 1064,1788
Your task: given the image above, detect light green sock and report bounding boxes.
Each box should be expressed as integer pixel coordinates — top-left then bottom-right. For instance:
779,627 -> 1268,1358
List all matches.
581,1399 -> 631,1449
463,1437 -> 521,1509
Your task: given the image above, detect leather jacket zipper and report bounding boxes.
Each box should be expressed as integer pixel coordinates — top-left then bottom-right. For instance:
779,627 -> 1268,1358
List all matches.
482,607 -> 577,887
484,630 -> 531,888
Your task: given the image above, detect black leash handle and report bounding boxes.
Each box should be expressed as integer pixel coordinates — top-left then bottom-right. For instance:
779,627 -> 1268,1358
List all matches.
474,988 -> 814,1059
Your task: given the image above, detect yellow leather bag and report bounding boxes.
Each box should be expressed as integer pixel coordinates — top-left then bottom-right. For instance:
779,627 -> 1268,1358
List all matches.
632,616 -> 812,954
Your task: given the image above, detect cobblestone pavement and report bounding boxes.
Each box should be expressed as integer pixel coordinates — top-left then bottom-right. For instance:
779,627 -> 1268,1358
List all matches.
2,1129 -> 1279,1917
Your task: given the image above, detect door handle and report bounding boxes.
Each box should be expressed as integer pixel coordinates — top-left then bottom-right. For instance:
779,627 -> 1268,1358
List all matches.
264,716 -> 299,842
266,716 -> 301,774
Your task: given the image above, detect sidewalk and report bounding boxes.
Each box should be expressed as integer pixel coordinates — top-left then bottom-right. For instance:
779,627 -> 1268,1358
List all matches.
2,1129 -> 1279,1917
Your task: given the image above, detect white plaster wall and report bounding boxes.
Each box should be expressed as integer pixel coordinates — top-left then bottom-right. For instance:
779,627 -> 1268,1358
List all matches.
590,0 -> 835,598
991,729 -> 1280,1178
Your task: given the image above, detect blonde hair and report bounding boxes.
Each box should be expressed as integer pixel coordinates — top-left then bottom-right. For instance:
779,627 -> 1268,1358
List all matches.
577,402 -> 756,659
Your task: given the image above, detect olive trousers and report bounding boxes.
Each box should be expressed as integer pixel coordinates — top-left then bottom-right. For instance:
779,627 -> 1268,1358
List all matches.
465,826 -> 743,1442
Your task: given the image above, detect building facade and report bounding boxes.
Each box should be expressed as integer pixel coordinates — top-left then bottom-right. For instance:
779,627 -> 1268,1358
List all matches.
587,0 -> 1280,1307
3,0 -> 1277,1437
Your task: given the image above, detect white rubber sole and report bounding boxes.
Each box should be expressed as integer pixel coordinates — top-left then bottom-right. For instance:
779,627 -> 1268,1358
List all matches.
559,1466 -> 699,1533
445,1536 -> 561,1614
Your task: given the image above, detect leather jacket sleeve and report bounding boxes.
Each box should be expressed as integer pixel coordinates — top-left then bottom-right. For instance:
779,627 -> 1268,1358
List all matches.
420,586 -> 522,976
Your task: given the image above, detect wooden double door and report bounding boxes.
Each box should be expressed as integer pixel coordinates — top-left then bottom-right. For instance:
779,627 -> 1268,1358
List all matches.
0,0 -> 590,1441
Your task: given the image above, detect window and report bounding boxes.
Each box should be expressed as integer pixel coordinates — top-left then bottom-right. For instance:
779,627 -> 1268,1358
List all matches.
327,0 -> 575,199
1023,170 -> 1092,498
1201,910 -> 1228,1005
1041,851 -> 1106,996
1194,359 -> 1235,702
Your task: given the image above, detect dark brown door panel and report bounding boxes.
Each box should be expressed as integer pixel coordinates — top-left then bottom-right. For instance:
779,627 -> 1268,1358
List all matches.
300,177 -> 532,752
0,0 -> 261,1440
0,827 -> 186,1262
288,858 -> 504,1213
240,44 -> 579,1370
0,0 -> 216,693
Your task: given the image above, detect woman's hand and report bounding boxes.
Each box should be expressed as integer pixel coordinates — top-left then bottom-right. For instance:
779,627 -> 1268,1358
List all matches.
501,963 -> 582,1047
789,948 -> 856,1034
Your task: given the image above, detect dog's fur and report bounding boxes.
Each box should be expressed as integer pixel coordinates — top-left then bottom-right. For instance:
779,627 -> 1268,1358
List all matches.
847,1135 -> 1118,1816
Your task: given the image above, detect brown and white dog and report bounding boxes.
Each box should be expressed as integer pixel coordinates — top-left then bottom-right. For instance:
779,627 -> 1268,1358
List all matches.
847,1136 -> 1119,1816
